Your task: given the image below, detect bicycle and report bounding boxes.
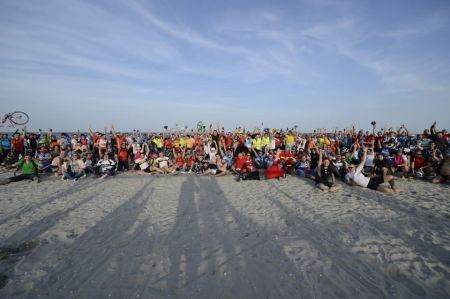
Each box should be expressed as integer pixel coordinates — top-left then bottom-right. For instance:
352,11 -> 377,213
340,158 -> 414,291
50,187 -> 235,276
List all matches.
1,111 -> 29,127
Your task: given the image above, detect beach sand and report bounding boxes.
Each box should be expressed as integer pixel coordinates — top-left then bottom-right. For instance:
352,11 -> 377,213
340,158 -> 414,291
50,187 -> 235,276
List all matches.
0,173 -> 449,298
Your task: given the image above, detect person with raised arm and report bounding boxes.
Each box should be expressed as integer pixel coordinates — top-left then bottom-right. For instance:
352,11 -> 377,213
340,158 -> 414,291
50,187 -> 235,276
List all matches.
0,151 -> 39,185
96,153 -> 116,178
345,147 -> 397,193
315,149 -> 341,192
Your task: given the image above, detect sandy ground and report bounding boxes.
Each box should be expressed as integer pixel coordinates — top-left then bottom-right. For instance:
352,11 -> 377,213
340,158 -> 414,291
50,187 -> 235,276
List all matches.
0,172 -> 449,298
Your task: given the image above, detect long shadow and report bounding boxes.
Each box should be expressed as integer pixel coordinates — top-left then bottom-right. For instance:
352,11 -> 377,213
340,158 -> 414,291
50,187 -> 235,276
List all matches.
0,178 -> 155,298
163,176 -> 202,295
265,181 -> 447,298
35,179 -> 154,297
0,194 -> 98,248
0,193 -> 100,296
0,178 -> 104,226
157,176 -> 306,298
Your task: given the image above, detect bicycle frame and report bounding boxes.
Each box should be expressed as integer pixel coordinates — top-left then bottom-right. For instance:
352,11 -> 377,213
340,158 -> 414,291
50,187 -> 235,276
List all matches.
0,114 -> 15,127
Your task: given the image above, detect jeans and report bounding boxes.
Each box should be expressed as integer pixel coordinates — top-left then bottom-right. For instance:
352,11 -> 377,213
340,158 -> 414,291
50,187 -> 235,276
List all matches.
63,171 -> 84,180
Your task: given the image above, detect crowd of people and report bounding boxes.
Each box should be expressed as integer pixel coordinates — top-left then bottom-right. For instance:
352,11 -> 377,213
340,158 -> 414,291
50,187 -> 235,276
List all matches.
0,122 -> 448,191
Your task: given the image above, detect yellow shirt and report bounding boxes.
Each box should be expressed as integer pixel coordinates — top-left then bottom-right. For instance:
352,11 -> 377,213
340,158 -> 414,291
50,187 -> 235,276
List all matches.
179,137 -> 186,148
262,136 -> 270,147
285,134 -> 295,145
185,137 -> 195,149
252,137 -> 262,150
153,137 -> 163,149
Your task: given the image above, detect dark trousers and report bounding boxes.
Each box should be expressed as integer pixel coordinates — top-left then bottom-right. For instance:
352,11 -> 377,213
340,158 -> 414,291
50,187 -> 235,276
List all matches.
8,173 -> 37,182
117,160 -> 129,171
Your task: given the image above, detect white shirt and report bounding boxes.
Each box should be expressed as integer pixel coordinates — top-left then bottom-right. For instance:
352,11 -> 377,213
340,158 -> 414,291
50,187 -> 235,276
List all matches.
96,159 -> 115,171
155,157 -> 169,168
346,170 -> 370,188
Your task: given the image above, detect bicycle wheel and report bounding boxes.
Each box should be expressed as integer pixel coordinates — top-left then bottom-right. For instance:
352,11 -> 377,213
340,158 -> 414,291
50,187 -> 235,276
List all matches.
9,111 -> 29,125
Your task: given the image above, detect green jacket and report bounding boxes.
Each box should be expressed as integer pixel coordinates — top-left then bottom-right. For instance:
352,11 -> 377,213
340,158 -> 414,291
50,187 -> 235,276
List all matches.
18,159 -> 38,175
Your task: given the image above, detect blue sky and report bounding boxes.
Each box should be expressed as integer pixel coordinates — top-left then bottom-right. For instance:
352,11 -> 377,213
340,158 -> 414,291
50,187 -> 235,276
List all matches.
0,0 -> 449,132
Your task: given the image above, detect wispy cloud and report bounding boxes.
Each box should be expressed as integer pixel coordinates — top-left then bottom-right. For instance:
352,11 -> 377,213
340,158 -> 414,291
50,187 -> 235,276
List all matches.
0,0 -> 449,131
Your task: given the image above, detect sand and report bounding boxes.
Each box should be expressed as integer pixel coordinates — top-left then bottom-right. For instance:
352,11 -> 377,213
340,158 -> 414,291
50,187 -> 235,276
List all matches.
0,172 -> 449,298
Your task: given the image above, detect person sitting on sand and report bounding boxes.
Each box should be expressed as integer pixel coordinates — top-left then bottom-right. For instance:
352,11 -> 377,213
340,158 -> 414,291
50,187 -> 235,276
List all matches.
173,150 -> 186,172
83,153 -> 94,175
236,151 -> 284,181
315,149 -> 341,192
96,154 -> 116,178
153,151 -> 175,174
35,146 -> 52,173
202,154 -> 228,176
61,155 -> 85,181
392,149 -> 409,178
233,152 -> 247,174
345,147 -> 397,193
432,156 -> 449,184
332,154 -> 347,179
410,149 -> 434,179
0,152 -> 39,185
295,154 -> 311,178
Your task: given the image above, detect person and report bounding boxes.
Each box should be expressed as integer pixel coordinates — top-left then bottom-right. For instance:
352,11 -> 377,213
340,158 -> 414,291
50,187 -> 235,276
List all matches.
61,155 -> 85,181
345,147 -> 397,193
432,156 -> 449,184
96,154 -> 116,178
35,146 -> 52,172
202,154 -> 228,176
315,149 -> 341,192
116,143 -> 130,172
0,133 -> 11,165
83,153 -> 94,175
0,152 -> 39,185
430,121 -> 448,153
279,148 -> 296,174
410,149 -> 432,179
11,131 -> 25,162
174,150 -> 186,172
363,147 -> 375,174
392,149 -> 409,177
295,155 -> 310,177
153,151 -> 175,174
237,151 -> 284,181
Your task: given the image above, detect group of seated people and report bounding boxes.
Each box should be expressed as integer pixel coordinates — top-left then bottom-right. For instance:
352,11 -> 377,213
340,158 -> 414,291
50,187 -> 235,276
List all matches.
0,122 -> 448,192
